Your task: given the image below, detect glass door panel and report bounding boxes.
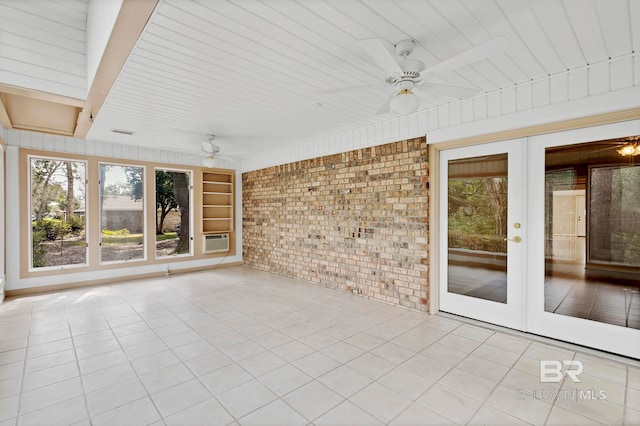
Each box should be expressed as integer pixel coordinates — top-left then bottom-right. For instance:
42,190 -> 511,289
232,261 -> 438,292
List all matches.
439,139 -> 525,330
528,121 -> 640,358
447,153 -> 508,303
543,143 -> 640,328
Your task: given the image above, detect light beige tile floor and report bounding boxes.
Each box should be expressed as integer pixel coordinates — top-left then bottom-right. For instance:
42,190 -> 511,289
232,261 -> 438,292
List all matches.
0,265 -> 638,425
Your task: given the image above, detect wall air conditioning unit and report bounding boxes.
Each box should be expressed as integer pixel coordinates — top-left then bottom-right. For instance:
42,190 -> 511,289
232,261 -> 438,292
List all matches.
203,234 -> 229,253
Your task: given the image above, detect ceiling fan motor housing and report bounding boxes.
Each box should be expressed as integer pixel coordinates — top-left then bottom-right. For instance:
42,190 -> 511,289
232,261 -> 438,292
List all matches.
387,58 -> 425,88
398,58 -> 425,75
395,39 -> 416,56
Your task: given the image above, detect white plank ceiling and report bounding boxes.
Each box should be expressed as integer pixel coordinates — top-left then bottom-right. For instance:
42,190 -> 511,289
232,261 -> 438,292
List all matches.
83,0 -> 638,158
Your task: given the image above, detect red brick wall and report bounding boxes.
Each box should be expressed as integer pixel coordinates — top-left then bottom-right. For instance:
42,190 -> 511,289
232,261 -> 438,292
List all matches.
242,137 -> 429,311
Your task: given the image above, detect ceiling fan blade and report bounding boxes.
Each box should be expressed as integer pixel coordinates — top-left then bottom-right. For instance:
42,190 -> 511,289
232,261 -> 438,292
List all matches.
359,38 -> 403,75
587,144 -> 624,154
200,141 -> 220,153
376,93 -> 395,115
423,35 -> 509,75
418,82 -> 481,99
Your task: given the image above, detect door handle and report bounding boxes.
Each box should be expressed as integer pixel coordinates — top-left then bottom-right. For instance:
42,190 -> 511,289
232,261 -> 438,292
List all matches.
504,236 -> 522,243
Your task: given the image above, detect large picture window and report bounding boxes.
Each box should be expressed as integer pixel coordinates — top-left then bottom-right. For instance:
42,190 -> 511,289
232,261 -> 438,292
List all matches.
22,151 -> 231,278
155,169 -> 192,257
29,156 -> 87,269
99,164 -> 145,263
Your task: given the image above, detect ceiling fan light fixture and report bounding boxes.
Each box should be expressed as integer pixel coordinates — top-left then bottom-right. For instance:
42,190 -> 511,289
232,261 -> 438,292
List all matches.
617,143 -> 640,157
390,89 -> 420,115
203,155 -> 218,168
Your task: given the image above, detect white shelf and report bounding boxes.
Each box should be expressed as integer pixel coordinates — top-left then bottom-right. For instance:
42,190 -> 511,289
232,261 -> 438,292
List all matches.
203,181 -> 232,185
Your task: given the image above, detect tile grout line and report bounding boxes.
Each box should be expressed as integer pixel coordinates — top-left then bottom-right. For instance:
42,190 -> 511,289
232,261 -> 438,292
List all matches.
129,286 -> 231,423
13,304 -> 32,425
68,300 -> 95,425
411,324 -> 523,425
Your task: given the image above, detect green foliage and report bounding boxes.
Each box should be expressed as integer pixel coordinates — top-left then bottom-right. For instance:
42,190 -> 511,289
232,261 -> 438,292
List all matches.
156,232 -> 178,241
156,170 -> 179,234
125,167 -> 144,201
33,219 -> 71,241
31,158 -> 64,221
68,215 -> 85,233
102,228 -> 130,236
156,171 -> 179,210
101,231 -> 142,244
103,182 -> 130,196
31,158 -> 84,222
171,171 -> 191,254
449,232 -> 507,253
448,178 -> 507,240
32,230 -> 47,268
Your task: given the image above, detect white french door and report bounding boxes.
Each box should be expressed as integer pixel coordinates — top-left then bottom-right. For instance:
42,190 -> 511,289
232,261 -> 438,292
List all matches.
439,138 -> 526,330
437,121 -> 640,359
526,121 -> 640,358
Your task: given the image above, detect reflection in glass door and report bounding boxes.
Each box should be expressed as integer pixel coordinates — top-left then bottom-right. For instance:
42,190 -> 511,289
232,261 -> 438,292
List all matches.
528,122 -> 640,358
439,139 -> 525,330
543,142 -> 640,329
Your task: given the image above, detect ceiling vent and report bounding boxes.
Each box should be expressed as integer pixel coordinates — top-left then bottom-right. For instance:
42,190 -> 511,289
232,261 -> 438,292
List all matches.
111,128 -> 136,136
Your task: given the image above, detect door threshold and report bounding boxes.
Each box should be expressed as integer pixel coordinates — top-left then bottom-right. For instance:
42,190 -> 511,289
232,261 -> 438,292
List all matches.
437,311 -> 640,367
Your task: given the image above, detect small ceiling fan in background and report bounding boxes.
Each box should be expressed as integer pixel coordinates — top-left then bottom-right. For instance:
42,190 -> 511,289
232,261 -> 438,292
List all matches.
318,36 -> 509,115
200,134 -> 252,167
201,134 -> 224,168
588,136 -> 640,157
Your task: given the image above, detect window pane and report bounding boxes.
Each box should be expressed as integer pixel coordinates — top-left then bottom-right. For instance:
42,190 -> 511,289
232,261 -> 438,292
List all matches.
100,164 -> 145,262
155,170 -> 191,257
544,139 -> 640,329
447,153 -> 508,303
30,158 -> 87,268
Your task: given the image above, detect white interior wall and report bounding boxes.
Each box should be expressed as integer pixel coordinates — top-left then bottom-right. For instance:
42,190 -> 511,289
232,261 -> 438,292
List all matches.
0,0 -> 88,99
242,53 -> 640,172
86,0 -> 123,90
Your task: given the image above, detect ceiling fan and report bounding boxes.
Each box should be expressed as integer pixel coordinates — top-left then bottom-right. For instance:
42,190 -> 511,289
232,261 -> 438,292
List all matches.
319,36 -> 509,115
200,134 -> 253,167
201,134 -> 223,168
587,137 -> 640,157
